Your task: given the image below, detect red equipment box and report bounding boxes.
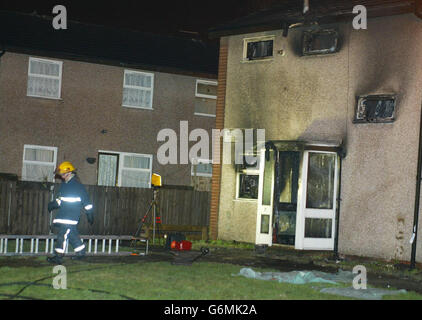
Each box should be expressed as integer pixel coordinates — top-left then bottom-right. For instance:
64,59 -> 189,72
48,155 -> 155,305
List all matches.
170,240 -> 192,251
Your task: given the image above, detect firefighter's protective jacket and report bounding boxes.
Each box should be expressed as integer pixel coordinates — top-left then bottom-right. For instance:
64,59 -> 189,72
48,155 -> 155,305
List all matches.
52,175 -> 93,225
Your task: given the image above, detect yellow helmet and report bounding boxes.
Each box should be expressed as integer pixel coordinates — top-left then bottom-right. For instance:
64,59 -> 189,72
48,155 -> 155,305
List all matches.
55,161 -> 76,174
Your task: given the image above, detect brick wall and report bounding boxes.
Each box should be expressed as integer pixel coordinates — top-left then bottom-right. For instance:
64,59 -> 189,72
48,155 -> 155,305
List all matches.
209,37 -> 228,240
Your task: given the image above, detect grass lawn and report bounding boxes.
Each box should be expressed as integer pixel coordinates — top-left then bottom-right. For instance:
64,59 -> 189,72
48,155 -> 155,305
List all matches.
0,257 -> 421,300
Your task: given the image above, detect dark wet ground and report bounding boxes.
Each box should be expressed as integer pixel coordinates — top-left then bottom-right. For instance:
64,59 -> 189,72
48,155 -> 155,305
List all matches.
1,245 -> 422,295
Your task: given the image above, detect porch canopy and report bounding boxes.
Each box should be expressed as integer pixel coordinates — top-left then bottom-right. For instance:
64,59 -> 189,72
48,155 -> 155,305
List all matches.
264,140 -> 344,155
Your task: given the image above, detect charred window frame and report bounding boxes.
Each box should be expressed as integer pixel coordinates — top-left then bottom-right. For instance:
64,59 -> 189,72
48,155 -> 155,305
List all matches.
237,172 -> 259,200
354,95 -> 397,123
243,36 -> 274,61
302,29 -> 339,56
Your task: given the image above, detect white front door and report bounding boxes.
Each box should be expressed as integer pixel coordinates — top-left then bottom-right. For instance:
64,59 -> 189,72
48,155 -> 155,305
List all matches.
255,148 -> 275,245
295,150 -> 339,250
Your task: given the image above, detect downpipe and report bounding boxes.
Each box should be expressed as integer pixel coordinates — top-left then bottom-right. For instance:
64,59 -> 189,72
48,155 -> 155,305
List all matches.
410,103 -> 422,270
333,146 -> 345,260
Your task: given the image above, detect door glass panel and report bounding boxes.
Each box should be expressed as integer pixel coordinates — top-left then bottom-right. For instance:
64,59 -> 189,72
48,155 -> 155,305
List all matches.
305,218 -> 332,238
260,215 -> 270,234
98,154 -> 118,186
279,152 -> 299,205
262,150 -> 274,206
275,152 -> 300,245
306,153 -> 335,209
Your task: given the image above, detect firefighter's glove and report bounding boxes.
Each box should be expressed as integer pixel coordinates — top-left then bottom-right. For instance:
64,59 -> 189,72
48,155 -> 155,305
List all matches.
48,201 -> 59,212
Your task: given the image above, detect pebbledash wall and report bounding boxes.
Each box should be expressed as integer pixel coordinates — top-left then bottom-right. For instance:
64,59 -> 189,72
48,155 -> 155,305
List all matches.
0,51 -> 216,188
215,13 -> 422,262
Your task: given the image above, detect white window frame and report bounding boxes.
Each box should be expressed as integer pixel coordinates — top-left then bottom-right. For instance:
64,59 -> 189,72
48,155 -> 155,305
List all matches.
27,57 -> 63,100
236,170 -> 259,201
191,158 -> 213,178
98,150 -> 153,188
22,144 -> 58,182
242,35 -> 275,62
194,79 -> 217,117
195,79 -> 217,100
122,70 -> 154,110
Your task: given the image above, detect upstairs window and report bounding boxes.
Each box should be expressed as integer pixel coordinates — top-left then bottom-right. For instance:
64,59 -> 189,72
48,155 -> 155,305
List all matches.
194,80 -> 217,117
27,57 -> 62,99
122,70 -> 154,109
22,145 -> 57,182
302,29 -> 339,56
243,36 -> 274,61
354,95 -> 397,123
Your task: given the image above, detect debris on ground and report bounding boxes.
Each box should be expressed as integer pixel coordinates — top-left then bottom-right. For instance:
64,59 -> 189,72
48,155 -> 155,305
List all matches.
233,267 -> 408,300
233,267 -> 355,284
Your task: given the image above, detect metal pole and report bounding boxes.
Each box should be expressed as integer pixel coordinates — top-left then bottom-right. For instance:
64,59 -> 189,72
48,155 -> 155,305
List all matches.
152,189 -> 156,245
410,104 -> 422,269
49,185 -> 54,235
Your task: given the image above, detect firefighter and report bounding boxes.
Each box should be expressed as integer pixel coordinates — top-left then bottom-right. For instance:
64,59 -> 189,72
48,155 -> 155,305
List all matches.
47,161 -> 94,264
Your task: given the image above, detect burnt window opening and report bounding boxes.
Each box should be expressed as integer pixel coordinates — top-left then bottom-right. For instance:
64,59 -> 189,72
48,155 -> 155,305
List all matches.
238,173 -> 259,199
302,29 -> 339,56
246,40 -> 273,60
354,95 -> 397,123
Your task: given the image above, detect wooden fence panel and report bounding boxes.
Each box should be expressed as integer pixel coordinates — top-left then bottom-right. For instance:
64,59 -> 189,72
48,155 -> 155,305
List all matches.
0,182 -> 9,233
0,181 -> 211,235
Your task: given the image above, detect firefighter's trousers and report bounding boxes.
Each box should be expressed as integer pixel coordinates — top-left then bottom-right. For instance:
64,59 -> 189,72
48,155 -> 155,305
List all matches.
53,223 -> 86,255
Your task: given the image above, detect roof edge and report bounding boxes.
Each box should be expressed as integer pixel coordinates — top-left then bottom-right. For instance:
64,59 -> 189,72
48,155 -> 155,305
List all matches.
2,45 -> 218,79
208,0 -> 416,39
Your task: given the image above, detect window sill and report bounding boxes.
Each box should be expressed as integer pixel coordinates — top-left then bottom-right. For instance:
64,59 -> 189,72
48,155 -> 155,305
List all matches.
233,198 -> 258,202
122,105 -> 153,110
27,94 -> 62,101
241,57 -> 274,64
194,113 -> 216,118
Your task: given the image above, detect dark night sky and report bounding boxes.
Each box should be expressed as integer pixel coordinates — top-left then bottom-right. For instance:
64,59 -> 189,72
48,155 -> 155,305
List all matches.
0,0 -> 275,39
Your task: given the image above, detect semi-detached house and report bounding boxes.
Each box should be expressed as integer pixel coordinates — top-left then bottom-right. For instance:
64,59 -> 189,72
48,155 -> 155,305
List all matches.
208,0 -> 422,264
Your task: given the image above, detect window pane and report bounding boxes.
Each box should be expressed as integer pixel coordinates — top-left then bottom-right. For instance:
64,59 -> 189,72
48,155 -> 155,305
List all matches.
123,155 -> 150,169
262,150 -> 274,206
260,215 -> 270,234
197,82 -> 217,97
123,87 -> 151,108
279,152 -> 299,204
98,154 -> 118,186
247,40 -> 273,60
305,218 -> 332,238
30,59 -> 60,76
238,174 -> 259,199
196,162 -> 212,175
22,163 -> 55,182
121,169 -> 150,188
195,97 -> 216,115
125,72 -> 152,88
27,76 -> 60,98
24,148 -> 54,162
306,153 -> 335,209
